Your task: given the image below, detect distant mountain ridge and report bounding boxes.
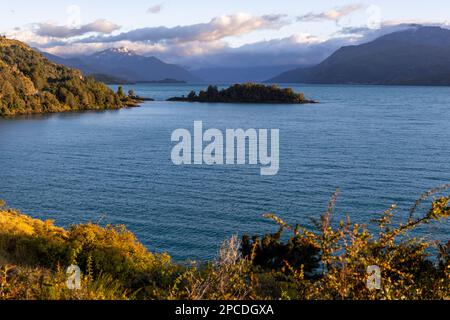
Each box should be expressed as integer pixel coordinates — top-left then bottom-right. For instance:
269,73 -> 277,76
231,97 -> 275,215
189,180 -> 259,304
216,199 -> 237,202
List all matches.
43,48 -> 200,83
269,26 -> 450,86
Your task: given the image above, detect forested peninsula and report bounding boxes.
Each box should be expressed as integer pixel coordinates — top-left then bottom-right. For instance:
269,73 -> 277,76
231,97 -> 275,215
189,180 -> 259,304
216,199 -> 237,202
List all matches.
0,37 -> 141,117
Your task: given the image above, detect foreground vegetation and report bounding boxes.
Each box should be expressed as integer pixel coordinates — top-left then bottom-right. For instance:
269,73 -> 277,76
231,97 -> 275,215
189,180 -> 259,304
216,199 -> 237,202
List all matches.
0,37 -> 142,117
0,187 -> 449,300
167,83 -> 316,104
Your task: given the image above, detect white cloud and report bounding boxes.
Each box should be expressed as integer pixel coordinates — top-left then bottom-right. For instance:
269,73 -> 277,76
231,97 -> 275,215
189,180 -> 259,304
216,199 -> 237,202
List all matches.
181,35 -> 347,68
336,20 -> 448,40
26,22 -> 450,69
6,12 -> 290,65
78,13 -> 288,44
147,4 -> 163,14
35,19 -> 121,38
6,9 -> 450,69
298,4 -> 364,23
43,41 -> 168,57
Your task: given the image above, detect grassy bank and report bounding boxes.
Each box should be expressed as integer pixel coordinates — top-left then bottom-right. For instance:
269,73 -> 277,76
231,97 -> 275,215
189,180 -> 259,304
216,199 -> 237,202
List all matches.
0,188 -> 449,300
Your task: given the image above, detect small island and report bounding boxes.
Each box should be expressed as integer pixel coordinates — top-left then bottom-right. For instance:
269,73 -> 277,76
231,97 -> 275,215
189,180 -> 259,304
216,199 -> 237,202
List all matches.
167,83 -> 316,104
117,87 -> 154,106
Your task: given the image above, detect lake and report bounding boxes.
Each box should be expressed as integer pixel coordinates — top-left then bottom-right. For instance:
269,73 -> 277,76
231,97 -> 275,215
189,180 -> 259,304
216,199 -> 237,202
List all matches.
1,84 -> 450,261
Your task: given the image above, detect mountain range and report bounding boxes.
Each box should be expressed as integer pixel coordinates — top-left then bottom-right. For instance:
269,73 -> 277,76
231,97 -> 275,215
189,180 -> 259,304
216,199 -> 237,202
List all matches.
42,48 -> 200,83
40,26 -> 450,86
269,26 -> 450,85
43,49 -> 298,84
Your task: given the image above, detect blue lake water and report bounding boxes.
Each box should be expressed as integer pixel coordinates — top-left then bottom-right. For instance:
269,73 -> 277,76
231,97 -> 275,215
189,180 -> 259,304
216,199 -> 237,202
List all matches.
1,84 -> 450,261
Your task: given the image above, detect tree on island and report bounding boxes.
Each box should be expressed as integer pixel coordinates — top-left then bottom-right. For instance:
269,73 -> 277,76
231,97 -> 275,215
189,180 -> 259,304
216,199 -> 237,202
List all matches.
187,91 -> 196,99
117,86 -> 125,98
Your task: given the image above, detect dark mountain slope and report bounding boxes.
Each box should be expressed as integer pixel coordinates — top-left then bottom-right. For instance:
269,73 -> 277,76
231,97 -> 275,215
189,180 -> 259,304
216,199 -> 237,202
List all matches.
269,26 -> 450,85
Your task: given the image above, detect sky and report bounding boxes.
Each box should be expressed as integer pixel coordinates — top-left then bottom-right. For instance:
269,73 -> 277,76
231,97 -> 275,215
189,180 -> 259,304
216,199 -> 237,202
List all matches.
1,0 -> 449,68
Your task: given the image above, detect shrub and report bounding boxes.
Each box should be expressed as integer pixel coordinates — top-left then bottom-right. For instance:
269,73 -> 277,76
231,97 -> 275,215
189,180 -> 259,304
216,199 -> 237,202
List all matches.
0,209 -> 173,286
241,188 -> 450,300
0,186 -> 449,300
169,236 -> 257,300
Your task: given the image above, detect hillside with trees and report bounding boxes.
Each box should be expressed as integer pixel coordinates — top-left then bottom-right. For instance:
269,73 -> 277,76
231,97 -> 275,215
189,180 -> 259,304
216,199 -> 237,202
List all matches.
0,37 -> 140,117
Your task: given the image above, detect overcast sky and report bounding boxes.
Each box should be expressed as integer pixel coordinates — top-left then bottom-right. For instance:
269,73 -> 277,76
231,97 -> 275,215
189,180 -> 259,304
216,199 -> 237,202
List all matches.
1,0 -> 448,68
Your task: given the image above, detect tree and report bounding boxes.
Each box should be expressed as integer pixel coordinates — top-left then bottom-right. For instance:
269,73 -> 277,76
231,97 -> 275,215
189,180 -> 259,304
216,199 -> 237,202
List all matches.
206,85 -> 219,99
117,86 -> 125,98
187,91 -> 197,99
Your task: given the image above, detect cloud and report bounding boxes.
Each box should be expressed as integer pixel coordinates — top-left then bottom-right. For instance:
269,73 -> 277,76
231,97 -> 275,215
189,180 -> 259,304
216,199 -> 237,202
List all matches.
147,4 -> 163,14
35,22 -> 450,70
178,35 -> 350,68
336,21 -> 447,41
42,41 -> 169,57
187,22 -> 450,68
40,35 -> 339,68
35,19 -> 121,38
78,13 -> 288,44
298,4 -> 364,23
30,22 -> 436,68
8,8 -> 450,70
7,12 -> 291,66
